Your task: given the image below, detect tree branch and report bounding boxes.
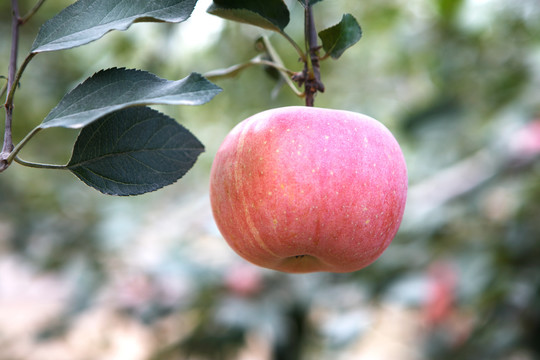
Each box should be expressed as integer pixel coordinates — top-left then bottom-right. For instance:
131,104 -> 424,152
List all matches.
1,0 -> 21,172
20,0 -> 47,25
204,56 -> 295,81
203,37 -> 304,98
293,0 -> 324,107
259,36 -> 304,98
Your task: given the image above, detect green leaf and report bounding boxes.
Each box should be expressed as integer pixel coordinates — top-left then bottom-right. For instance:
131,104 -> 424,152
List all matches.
297,0 -> 324,7
40,68 -> 221,130
318,14 -> 362,59
31,0 -> 198,53
207,0 -> 290,32
67,107 -> 204,196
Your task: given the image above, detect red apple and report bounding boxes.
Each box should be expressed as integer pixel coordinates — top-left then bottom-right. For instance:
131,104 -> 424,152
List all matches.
210,106 -> 408,273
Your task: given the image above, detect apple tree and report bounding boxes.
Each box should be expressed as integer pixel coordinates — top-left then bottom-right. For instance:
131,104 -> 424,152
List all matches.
2,0 -> 540,359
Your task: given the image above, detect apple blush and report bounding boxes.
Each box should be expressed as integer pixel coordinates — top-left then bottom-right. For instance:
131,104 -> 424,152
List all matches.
210,106 -> 407,273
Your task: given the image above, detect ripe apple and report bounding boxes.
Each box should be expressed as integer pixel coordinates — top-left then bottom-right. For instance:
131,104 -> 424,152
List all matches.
210,106 -> 407,273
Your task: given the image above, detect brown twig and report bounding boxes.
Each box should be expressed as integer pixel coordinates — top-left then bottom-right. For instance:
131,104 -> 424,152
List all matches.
20,0 -> 47,25
293,0 -> 325,107
1,0 -> 21,172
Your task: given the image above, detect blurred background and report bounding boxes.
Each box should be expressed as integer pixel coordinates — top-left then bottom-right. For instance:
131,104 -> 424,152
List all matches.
1,0 -> 540,359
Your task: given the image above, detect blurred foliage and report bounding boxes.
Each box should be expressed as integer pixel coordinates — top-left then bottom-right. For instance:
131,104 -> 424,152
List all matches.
1,0 -> 540,359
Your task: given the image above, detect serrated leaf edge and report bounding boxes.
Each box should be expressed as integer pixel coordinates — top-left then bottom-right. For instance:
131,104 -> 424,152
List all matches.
319,14 -> 362,59
67,107 -> 204,196
31,0 -> 198,53
40,68 -> 221,130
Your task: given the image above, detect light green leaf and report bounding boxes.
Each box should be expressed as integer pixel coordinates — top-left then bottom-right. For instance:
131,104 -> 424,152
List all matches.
41,68 -> 221,129
319,14 -> 362,59
31,0 -> 198,53
67,107 -> 204,196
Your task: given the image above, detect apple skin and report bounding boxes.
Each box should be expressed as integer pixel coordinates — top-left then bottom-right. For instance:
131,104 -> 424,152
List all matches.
210,106 -> 408,273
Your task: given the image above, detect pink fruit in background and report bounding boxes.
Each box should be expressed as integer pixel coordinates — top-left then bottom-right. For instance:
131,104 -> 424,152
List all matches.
210,106 -> 408,273
509,119 -> 540,158
424,261 -> 457,327
224,263 -> 263,297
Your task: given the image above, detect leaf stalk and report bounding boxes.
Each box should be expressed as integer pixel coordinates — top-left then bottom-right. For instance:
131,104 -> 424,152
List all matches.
260,36 -> 304,97
279,30 -> 307,63
14,156 -> 67,170
204,56 -> 295,80
203,38 -> 304,98
6,125 -> 42,164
